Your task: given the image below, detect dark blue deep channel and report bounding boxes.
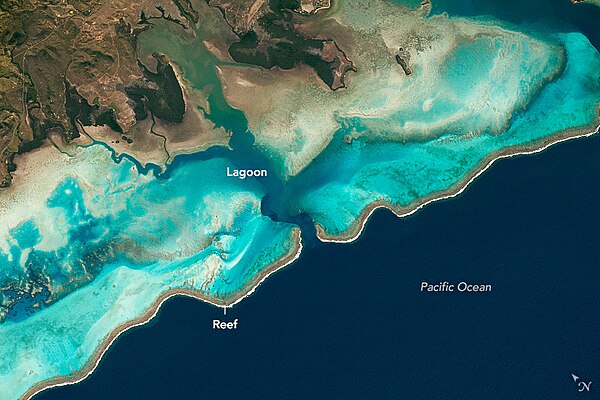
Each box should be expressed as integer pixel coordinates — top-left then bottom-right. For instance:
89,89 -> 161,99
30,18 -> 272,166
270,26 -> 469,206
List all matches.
34,1 -> 600,398
35,125 -> 600,399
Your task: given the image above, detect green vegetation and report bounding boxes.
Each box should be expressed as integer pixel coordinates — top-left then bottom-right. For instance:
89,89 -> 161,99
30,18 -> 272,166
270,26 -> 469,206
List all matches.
0,0 -> 193,187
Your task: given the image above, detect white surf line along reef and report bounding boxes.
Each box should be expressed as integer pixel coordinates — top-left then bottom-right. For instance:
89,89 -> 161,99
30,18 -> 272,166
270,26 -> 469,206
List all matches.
1,0 -> 600,399
19,233 -> 304,400
0,144 -> 301,400
316,124 -> 600,244
218,0 -> 600,241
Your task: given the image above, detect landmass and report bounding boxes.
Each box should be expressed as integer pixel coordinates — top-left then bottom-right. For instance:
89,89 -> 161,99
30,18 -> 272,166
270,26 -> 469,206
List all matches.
0,0 -> 599,399
0,0 -> 228,185
571,0 -> 600,6
209,0 -> 355,90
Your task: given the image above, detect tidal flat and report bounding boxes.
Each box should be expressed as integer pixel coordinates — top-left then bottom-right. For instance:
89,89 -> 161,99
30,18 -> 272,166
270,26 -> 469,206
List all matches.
1,0 -> 599,399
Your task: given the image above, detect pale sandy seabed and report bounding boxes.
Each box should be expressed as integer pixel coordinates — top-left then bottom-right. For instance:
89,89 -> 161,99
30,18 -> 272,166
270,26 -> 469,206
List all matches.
2,0 -> 600,398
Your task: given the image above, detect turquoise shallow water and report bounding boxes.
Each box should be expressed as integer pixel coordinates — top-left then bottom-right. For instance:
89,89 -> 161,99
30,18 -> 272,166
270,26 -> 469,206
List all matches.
1,1 -> 600,399
3,147 -> 299,298
0,146 -> 299,398
279,32 -> 600,237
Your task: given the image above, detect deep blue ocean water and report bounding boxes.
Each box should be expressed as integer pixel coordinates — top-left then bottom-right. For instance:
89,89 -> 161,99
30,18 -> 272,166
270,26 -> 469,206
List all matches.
432,0 -> 600,47
35,129 -> 600,399
33,1 -> 600,398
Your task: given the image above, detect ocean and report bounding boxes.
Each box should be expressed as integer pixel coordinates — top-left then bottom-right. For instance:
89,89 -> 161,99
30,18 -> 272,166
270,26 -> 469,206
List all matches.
33,0 -> 600,398
35,124 -> 600,400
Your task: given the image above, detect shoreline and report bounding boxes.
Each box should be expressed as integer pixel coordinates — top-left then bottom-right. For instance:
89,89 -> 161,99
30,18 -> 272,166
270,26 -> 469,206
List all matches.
20,229 -> 303,400
17,118 -> 600,400
15,109 -> 600,400
316,118 -> 600,243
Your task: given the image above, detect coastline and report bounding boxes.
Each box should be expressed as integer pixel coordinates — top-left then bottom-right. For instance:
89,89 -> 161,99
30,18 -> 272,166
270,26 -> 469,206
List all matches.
316,116 -> 600,243
571,0 -> 600,6
0,0 -> 600,400
12,107 -> 600,400
20,229 -> 303,400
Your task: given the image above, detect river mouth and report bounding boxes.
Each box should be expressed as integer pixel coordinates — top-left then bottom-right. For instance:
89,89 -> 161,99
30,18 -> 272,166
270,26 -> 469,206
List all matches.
131,1 -> 600,243
2,1 -> 600,399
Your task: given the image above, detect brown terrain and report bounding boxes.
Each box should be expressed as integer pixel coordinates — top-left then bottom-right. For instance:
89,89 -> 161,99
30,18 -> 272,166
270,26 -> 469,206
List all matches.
0,0 -> 351,188
208,0 -> 354,91
0,0 -> 201,187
